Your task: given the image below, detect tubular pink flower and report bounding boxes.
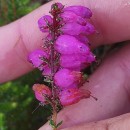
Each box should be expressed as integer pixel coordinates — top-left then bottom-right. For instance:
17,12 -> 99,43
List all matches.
60,11 -> 87,25
64,6 -> 92,18
60,53 -> 95,70
54,69 -> 83,89
32,84 -> 52,103
55,35 -> 90,55
28,49 -> 48,69
59,88 -> 91,106
61,22 -> 95,36
38,15 -> 53,32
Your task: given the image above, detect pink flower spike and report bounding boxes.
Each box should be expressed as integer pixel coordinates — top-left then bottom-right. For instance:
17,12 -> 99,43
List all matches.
28,49 -> 48,69
55,35 -> 90,55
54,69 -> 83,89
60,11 -> 87,25
59,88 -> 91,106
32,84 -> 52,103
38,15 -> 52,32
64,6 -> 92,18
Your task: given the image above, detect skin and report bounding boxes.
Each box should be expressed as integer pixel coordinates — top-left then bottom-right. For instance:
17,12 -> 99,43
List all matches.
1,0 -> 130,129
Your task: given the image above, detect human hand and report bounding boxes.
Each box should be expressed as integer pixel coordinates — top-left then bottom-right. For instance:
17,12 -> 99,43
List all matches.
1,0 -> 130,130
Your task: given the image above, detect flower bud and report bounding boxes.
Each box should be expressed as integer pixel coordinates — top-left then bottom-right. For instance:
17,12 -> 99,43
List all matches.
61,22 -> 95,36
28,49 -> 48,70
55,35 -> 90,55
50,3 -> 64,15
59,88 -> 91,106
32,84 -> 52,103
38,15 -> 53,32
60,11 -> 87,25
51,2 -> 64,11
54,69 -> 83,89
64,6 -> 92,18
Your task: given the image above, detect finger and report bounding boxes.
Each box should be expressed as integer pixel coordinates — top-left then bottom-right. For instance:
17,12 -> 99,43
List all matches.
61,113 -> 130,130
39,42 -> 130,130
1,0 -> 130,82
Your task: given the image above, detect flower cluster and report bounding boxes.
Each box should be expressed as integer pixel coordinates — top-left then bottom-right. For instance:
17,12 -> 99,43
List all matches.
28,3 -> 96,107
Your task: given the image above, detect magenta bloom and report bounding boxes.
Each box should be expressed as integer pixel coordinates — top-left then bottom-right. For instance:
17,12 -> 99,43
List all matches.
60,53 -> 95,70
60,11 -> 87,25
55,35 -> 90,55
32,84 -> 52,103
59,88 -> 91,106
38,15 -> 53,32
61,22 -> 95,36
28,49 -> 48,70
64,6 -> 92,18
54,69 -> 83,89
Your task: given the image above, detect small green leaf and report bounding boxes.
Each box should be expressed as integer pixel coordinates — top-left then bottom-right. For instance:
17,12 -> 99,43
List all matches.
56,121 -> 63,128
49,119 -> 56,128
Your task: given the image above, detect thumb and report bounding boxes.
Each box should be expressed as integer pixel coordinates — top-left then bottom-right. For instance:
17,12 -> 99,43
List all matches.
61,113 -> 130,130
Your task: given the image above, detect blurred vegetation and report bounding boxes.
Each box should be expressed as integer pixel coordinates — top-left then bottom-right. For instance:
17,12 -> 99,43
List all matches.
0,0 -> 52,130
0,0 -> 41,26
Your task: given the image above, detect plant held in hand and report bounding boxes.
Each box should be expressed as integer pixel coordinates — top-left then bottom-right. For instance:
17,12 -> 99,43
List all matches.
28,2 -> 97,130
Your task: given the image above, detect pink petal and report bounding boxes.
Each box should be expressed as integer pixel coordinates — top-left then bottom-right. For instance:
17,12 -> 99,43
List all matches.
38,15 -> 52,32
55,35 -> 90,55
59,88 -> 91,106
54,69 -> 83,89
28,49 -> 48,68
64,6 -> 92,18
32,84 -> 52,102
60,11 -> 87,25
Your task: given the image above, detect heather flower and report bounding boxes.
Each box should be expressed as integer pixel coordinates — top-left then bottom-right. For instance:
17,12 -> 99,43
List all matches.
60,11 -> 87,25
38,15 -> 53,32
64,6 -> 92,18
28,49 -> 48,70
54,69 -> 83,89
55,35 -> 90,55
32,84 -> 52,103
60,53 -> 95,70
59,88 -> 91,106
61,22 -> 95,36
